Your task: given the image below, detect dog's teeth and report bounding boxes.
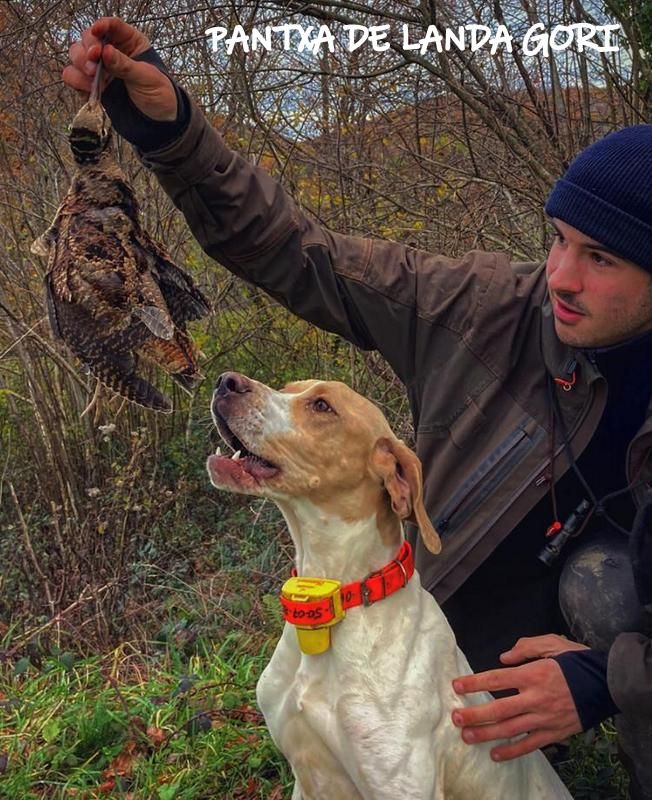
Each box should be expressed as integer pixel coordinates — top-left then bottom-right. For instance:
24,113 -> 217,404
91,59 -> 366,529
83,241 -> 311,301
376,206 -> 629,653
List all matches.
215,446 -> 222,456
232,450 -> 241,461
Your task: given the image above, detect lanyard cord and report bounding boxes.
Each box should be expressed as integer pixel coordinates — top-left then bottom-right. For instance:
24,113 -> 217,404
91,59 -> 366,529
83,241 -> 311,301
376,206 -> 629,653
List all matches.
546,372 -> 641,538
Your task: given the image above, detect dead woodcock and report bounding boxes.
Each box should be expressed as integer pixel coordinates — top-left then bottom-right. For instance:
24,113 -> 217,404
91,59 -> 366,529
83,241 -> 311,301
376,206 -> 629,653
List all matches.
31,57 -> 211,412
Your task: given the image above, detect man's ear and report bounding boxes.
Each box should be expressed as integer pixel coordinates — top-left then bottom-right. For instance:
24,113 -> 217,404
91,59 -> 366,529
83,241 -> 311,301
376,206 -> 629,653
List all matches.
369,437 -> 441,555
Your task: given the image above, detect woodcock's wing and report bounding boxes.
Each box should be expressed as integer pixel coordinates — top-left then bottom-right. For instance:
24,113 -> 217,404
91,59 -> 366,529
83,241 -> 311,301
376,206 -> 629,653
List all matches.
31,66 -> 211,412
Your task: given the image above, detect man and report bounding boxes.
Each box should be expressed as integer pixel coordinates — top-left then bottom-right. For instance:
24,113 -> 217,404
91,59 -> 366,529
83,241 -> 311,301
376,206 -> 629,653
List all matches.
64,17 -> 652,798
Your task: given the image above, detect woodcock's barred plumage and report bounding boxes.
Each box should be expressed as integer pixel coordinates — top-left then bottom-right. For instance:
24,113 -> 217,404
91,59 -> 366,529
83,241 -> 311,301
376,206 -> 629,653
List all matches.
31,67 -> 211,412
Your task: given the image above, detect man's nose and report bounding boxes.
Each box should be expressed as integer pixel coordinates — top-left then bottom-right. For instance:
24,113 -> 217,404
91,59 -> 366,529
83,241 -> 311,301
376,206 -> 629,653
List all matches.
548,248 -> 583,294
214,371 -> 252,397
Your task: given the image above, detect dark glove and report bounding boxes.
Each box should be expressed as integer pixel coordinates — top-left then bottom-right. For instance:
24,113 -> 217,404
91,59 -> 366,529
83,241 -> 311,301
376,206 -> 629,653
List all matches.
101,47 -> 190,152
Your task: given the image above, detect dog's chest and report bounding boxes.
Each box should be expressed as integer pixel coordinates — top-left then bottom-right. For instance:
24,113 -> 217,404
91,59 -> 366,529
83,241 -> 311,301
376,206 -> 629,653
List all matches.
258,589 -> 447,742
256,588 -> 574,800
258,627 -> 350,718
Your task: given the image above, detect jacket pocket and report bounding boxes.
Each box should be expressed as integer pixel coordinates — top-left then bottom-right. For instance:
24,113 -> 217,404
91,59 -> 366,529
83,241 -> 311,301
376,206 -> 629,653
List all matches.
436,423 -> 540,537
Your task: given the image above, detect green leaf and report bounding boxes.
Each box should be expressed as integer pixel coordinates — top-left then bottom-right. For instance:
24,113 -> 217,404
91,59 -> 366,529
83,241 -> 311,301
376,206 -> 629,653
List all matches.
13,657 -> 29,676
158,785 -> 179,800
58,652 -> 75,671
222,692 -> 239,709
42,719 -> 61,743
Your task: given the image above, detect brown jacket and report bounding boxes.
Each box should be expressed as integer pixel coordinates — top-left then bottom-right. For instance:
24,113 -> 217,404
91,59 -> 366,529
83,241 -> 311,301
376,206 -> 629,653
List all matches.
139,94 -> 652,716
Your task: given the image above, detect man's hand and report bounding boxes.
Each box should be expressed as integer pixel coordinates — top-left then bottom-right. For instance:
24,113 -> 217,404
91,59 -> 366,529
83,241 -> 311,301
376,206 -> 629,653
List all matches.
63,17 -> 177,121
451,635 -> 588,761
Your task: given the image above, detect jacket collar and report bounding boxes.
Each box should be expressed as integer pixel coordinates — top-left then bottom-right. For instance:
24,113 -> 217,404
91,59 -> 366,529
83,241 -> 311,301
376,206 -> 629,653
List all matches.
540,295 -> 602,386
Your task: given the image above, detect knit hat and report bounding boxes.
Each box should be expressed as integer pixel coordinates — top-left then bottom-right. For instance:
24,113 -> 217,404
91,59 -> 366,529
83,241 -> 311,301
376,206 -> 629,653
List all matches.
544,125 -> 652,271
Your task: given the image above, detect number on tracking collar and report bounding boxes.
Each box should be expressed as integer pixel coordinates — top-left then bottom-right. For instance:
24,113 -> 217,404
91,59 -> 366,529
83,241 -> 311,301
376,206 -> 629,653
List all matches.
280,577 -> 346,655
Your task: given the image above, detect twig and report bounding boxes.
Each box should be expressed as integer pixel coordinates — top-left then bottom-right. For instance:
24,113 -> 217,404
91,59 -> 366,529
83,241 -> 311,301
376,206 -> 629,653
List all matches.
107,674 -> 152,747
0,299 -> 85,388
9,481 -> 54,616
0,315 -> 47,360
0,432 -> 10,509
5,579 -> 118,657
80,379 -> 102,419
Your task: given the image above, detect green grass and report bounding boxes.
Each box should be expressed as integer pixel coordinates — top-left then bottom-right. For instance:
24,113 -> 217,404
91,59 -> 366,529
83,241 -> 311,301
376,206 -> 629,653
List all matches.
0,633 -> 629,799
0,599 -> 629,800
0,533 -> 631,800
0,633 -> 292,799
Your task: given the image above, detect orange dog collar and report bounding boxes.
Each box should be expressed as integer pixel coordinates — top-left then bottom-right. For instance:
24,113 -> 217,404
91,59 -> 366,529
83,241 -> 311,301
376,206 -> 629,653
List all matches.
280,541 -> 414,654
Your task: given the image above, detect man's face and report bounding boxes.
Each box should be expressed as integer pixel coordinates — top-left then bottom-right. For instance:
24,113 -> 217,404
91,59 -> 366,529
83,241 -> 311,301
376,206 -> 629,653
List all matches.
546,218 -> 652,348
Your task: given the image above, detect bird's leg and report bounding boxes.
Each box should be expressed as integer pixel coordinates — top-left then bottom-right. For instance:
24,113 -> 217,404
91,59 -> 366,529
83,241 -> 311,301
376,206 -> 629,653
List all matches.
88,35 -> 108,107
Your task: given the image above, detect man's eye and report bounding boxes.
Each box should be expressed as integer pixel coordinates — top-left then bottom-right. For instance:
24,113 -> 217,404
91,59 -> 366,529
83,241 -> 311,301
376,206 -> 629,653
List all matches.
312,398 -> 334,413
591,252 -> 613,266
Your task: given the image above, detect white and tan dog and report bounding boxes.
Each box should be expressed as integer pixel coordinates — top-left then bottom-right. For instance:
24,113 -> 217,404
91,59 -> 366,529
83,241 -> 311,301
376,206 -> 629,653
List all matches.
207,372 -> 572,800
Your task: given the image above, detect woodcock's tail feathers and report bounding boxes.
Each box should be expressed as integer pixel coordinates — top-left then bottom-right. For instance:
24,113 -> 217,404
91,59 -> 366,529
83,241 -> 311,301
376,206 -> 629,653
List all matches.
54,297 -> 172,412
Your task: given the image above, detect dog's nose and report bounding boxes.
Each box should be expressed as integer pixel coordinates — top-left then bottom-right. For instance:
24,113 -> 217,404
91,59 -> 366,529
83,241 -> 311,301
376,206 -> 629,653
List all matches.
214,371 -> 252,397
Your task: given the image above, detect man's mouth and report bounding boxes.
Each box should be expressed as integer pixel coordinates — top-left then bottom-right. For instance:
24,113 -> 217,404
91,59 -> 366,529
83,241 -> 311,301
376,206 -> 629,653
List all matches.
552,295 -> 586,324
207,411 -> 280,487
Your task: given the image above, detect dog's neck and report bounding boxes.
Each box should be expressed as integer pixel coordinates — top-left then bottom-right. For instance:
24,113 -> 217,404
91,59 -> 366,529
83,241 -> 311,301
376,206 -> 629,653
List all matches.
276,495 -> 401,583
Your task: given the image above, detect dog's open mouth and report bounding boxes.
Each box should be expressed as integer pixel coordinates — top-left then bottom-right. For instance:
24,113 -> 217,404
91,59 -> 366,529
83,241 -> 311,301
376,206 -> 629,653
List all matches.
208,411 -> 280,488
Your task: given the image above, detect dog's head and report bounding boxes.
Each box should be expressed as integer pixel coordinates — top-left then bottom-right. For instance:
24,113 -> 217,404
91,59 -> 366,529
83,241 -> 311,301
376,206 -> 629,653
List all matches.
207,372 -> 441,554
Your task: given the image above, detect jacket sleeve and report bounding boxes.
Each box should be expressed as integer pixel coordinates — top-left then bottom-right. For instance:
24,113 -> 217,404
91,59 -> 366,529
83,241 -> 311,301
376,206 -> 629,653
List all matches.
552,649 -> 620,730
607,632 -> 652,717
135,91 -> 504,387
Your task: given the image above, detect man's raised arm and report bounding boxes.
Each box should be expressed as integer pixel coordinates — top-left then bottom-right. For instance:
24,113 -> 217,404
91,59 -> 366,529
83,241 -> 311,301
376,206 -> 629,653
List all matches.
64,17 -> 509,386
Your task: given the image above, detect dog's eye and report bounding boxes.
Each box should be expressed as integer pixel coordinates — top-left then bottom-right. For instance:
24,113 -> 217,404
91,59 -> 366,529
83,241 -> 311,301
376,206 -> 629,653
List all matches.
312,398 -> 334,414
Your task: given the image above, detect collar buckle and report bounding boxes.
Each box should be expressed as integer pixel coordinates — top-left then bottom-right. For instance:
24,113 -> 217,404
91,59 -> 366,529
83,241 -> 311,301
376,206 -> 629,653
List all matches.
360,579 -> 375,607
361,553 -> 409,606
393,555 -> 409,587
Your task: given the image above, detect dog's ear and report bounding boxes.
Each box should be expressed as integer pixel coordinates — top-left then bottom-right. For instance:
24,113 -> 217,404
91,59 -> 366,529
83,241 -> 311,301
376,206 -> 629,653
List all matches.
369,437 -> 441,555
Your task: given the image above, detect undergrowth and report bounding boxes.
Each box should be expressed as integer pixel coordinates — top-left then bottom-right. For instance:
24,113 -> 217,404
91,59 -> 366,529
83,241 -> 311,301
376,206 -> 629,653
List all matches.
0,610 -> 630,800
0,632 -> 292,799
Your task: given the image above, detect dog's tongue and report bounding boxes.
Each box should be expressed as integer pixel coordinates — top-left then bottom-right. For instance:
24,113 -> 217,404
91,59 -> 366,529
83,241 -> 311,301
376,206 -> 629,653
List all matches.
207,454 -> 278,488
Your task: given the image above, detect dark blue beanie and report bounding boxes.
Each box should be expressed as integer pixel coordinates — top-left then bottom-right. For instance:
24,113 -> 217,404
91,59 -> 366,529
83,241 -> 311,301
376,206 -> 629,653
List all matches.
544,125 -> 652,271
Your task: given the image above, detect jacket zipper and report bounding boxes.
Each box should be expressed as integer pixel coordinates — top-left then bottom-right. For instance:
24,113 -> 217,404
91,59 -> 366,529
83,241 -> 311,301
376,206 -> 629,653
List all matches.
431,370 -> 604,595
496,376 -> 602,530
436,424 -> 538,537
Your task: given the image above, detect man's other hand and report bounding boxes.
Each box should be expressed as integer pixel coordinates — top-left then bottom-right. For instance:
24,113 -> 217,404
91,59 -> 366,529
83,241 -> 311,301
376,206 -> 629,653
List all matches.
451,634 -> 588,761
